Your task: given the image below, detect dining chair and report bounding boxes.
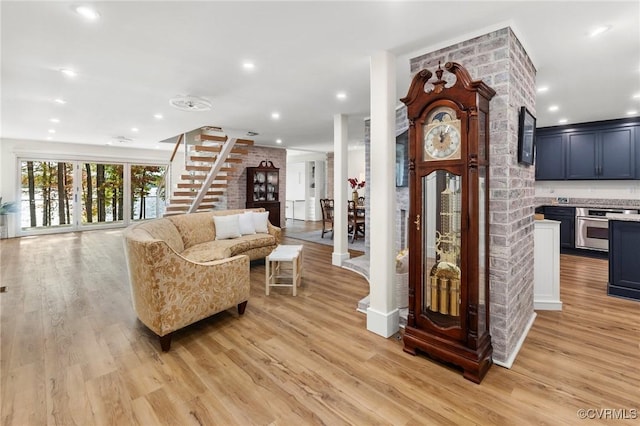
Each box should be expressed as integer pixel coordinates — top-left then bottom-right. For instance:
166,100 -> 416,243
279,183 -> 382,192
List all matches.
348,200 -> 365,242
319,198 -> 334,239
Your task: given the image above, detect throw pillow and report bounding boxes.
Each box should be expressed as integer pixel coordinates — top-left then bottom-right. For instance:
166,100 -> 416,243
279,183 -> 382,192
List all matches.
238,211 -> 256,235
253,211 -> 270,233
213,214 -> 241,240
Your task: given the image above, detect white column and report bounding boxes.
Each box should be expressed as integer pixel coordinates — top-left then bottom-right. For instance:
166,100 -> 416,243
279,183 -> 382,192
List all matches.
367,50 -> 399,337
332,114 -> 350,265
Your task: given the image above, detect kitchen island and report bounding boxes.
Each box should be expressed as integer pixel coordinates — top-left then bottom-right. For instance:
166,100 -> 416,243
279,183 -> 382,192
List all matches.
607,213 -> 640,301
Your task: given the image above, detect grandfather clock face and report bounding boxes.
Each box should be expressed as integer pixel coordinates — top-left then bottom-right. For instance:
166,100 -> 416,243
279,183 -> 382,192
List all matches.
423,107 -> 462,161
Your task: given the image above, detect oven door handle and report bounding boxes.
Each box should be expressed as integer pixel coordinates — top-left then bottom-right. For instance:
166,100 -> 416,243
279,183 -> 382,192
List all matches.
577,216 -> 609,222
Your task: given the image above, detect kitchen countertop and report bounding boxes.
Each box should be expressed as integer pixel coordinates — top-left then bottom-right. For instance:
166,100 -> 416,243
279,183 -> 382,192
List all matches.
606,213 -> 640,222
535,197 -> 640,210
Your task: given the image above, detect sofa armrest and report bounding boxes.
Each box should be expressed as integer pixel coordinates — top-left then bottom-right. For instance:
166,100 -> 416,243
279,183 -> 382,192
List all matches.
124,237 -> 250,336
268,223 -> 282,245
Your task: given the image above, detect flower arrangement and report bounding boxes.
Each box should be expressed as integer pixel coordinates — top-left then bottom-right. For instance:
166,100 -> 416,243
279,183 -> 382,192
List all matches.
347,178 -> 365,189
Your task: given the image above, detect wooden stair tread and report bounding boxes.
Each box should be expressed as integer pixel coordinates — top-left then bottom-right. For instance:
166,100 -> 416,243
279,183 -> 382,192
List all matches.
194,145 -> 249,155
189,155 -> 243,164
176,182 -> 229,189
185,165 -> 212,171
194,134 -> 227,142
180,174 -> 232,180
189,155 -> 217,162
173,190 -> 224,196
168,197 -> 220,205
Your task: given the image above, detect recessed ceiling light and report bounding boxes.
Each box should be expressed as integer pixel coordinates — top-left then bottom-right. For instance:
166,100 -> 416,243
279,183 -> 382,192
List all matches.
536,86 -> 549,93
49,118 -> 60,123
589,25 -> 611,38
153,113 -> 163,119
131,127 -> 139,132
276,139 -> 282,144
633,93 -> 640,99
548,105 -> 559,112
558,118 -> 568,124
271,112 -> 280,119
48,129 -> 56,134
60,68 -> 77,78
74,5 -> 100,20
54,98 -> 67,104
242,62 -> 255,70
627,110 -> 638,115
336,92 -> 347,100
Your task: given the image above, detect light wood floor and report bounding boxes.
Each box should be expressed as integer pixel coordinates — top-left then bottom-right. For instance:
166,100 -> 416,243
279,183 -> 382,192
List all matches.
1,226 -> 639,425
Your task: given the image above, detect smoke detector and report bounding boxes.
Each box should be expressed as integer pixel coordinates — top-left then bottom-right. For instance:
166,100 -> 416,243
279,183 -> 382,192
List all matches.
169,95 -> 212,112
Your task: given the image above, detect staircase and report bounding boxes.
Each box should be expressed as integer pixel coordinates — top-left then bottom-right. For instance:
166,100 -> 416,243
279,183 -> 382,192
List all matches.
163,129 -> 253,216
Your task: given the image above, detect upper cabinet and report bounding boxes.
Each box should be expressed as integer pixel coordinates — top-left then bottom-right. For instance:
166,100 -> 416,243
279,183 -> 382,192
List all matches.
535,118 -> 638,181
566,127 -> 634,179
636,124 -> 640,179
535,133 -> 566,180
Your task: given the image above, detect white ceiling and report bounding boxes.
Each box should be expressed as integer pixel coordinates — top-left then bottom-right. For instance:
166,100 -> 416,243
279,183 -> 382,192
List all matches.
2,1 -> 639,154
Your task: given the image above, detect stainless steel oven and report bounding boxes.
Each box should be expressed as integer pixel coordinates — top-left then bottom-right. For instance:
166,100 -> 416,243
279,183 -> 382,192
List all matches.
575,207 -> 639,251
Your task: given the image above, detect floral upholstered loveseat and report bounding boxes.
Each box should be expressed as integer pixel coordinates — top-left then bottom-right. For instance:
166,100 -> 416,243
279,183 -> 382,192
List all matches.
123,208 -> 281,351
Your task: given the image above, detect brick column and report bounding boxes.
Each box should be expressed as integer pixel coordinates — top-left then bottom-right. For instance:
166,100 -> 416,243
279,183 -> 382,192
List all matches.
409,27 -> 537,365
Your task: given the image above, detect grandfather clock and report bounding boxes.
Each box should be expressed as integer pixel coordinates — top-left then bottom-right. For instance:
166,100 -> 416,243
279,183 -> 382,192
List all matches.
401,62 -> 495,383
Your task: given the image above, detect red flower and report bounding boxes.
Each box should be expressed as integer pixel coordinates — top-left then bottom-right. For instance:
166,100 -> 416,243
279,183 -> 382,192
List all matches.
348,178 -> 365,189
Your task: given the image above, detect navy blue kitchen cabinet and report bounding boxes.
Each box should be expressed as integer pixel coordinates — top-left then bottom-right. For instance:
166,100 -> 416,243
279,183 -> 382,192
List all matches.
543,206 -> 575,249
535,118 -> 638,181
535,133 -> 565,180
566,130 -> 598,179
566,127 -> 634,179
636,125 -> 640,179
608,219 -> 640,301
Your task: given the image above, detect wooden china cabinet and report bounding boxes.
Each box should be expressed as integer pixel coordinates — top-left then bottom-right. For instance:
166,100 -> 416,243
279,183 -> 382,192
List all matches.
400,62 -> 495,383
246,160 -> 281,227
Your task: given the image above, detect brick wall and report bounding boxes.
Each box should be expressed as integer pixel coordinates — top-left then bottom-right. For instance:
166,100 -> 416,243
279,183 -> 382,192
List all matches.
223,145 -> 287,227
406,27 -> 536,364
326,152 -> 334,199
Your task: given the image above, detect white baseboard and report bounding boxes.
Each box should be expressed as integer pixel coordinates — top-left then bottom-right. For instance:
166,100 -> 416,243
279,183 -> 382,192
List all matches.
366,306 -> 399,338
331,252 -> 350,266
534,300 -> 563,310
493,312 -> 537,369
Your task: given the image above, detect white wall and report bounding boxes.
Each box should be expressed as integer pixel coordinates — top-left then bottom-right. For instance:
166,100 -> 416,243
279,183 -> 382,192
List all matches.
286,146 -> 366,201
347,146 -> 366,197
286,162 -> 306,200
0,138 -> 171,237
535,180 -> 640,200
